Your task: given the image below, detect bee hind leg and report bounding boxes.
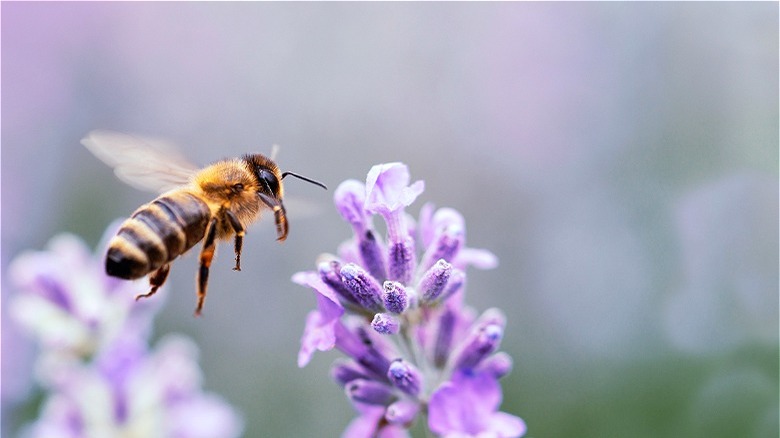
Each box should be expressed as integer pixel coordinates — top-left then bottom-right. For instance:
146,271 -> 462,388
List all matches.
136,264 -> 170,301
195,218 -> 218,317
226,210 -> 244,271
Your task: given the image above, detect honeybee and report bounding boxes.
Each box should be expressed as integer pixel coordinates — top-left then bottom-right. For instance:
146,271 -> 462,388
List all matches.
82,130 -> 326,316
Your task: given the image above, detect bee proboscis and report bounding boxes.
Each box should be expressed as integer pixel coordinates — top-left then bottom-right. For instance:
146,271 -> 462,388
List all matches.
82,130 -> 327,316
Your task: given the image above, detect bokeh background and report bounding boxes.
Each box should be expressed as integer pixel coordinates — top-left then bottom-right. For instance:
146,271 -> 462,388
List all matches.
2,2 -> 777,437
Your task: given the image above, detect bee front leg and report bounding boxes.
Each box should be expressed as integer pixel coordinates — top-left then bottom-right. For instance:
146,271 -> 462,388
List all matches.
258,192 -> 288,241
196,218 -> 219,317
136,263 -> 171,301
226,210 -> 244,271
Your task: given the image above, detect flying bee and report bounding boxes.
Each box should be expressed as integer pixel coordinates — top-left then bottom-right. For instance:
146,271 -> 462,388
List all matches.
82,130 -> 326,316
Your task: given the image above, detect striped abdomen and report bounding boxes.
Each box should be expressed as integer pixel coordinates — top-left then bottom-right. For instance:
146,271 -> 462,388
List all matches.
106,192 -> 211,279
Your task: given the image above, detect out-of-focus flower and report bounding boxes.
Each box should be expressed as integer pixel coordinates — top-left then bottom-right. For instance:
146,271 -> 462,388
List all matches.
294,163 -> 525,437
21,335 -> 243,438
8,225 -> 244,438
9,224 -> 159,361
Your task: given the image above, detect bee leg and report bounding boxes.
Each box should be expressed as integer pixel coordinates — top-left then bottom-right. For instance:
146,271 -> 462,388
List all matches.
226,210 -> 244,271
232,235 -> 243,271
195,218 -> 218,317
258,192 -> 288,241
136,264 -> 170,301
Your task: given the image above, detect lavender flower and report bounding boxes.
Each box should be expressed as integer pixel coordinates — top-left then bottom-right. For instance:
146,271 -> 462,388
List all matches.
9,227 -> 159,361
294,163 -> 525,437
9,225 -> 244,438
21,336 -> 244,438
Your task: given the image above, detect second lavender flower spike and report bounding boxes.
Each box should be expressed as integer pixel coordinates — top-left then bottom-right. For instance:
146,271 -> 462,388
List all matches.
294,162 -> 525,438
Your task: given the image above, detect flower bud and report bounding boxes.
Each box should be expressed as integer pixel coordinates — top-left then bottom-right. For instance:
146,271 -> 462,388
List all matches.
387,359 -> 422,397
345,379 -> 394,405
382,281 -> 409,314
340,263 -> 383,311
371,313 -> 400,335
419,259 -> 453,303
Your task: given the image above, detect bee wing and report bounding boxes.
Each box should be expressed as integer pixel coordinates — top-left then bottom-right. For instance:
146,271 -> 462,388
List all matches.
82,130 -> 199,193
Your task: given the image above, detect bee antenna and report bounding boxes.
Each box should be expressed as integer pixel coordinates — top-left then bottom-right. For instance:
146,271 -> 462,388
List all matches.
282,171 -> 328,190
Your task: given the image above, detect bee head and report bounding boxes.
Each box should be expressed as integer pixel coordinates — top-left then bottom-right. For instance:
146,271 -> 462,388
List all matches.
243,152 -> 327,242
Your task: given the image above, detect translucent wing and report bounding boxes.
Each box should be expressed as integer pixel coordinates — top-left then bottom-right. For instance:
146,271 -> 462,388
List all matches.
82,130 -> 199,193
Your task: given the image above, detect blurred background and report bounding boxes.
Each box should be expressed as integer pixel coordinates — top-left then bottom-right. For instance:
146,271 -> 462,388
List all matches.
2,3 -> 777,437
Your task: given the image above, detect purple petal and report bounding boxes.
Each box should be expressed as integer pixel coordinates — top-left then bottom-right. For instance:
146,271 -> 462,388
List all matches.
293,271 -> 343,311
478,351 -> 514,379
431,208 -> 466,234
429,370 -> 524,437
454,247 -> 499,270
384,399 -> 419,425
298,310 -> 337,367
294,271 -> 346,366
334,179 -> 369,234
417,202 -> 437,248
488,411 -> 528,437
341,403 -> 385,438
364,163 -> 424,215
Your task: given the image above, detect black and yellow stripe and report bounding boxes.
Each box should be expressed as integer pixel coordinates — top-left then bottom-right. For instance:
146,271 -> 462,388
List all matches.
106,192 -> 211,279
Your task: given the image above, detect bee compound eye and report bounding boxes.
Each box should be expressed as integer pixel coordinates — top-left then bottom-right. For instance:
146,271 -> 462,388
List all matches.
232,183 -> 244,192
258,169 -> 279,194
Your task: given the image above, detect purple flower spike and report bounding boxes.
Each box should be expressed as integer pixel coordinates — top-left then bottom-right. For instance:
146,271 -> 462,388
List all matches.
372,313 -> 400,335
340,263 -> 383,311
295,163 -> 524,437
387,359 -> 422,397
419,259 -> 453,304
382,281 -> 409,314
346,379 -> 395,406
